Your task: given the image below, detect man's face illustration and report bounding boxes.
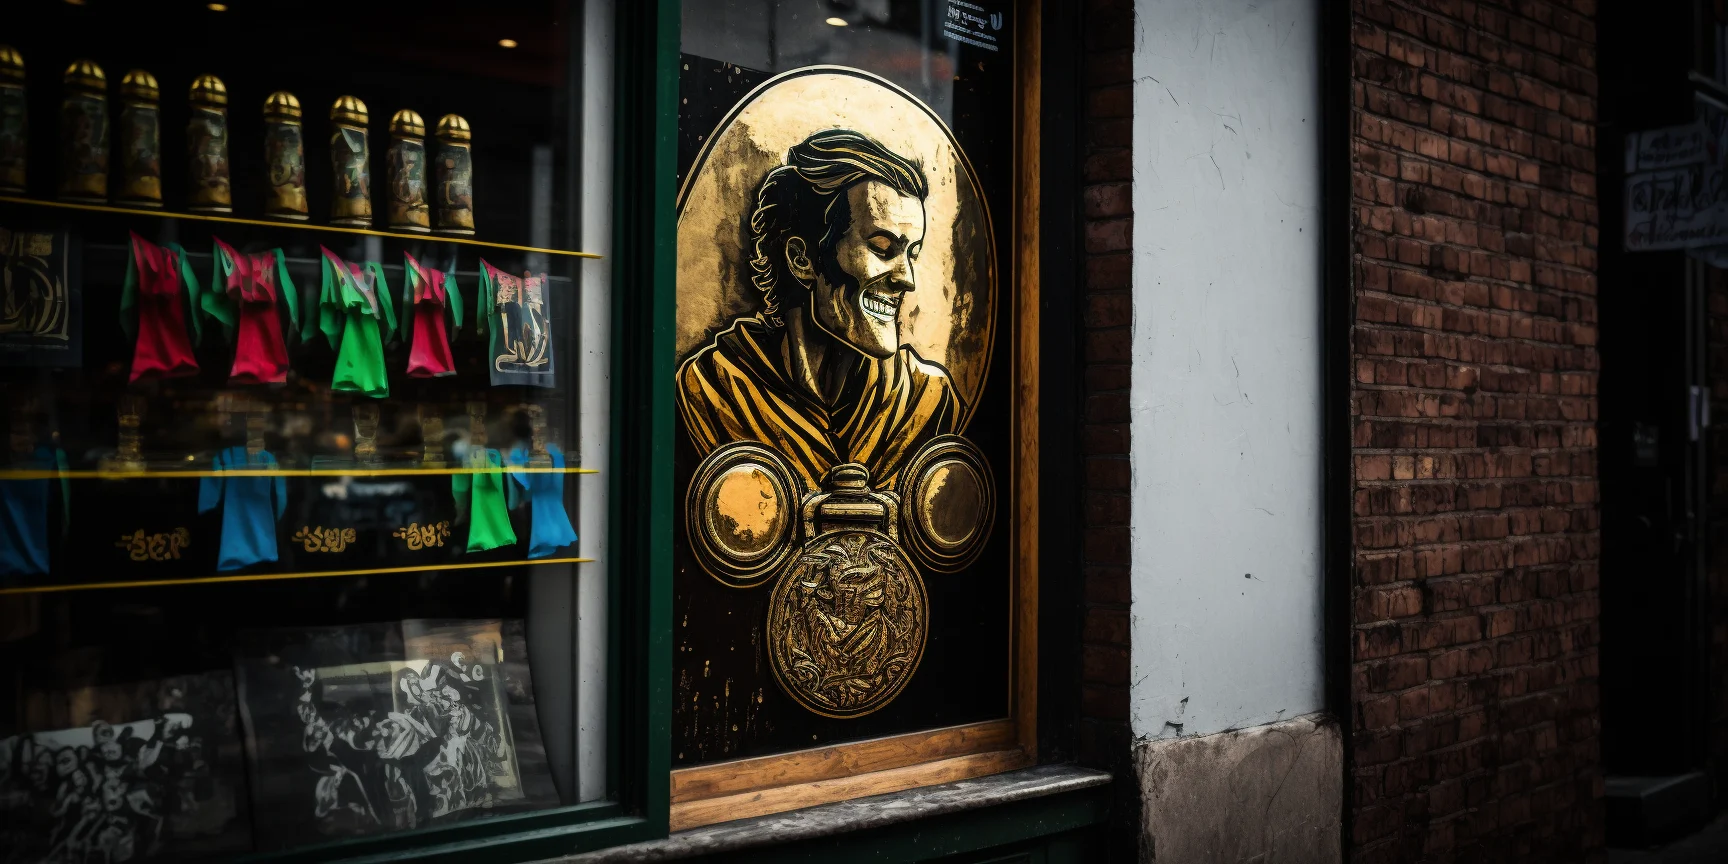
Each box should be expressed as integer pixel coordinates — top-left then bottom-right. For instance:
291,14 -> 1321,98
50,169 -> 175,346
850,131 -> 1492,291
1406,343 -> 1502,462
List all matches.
806,181 -> 925,359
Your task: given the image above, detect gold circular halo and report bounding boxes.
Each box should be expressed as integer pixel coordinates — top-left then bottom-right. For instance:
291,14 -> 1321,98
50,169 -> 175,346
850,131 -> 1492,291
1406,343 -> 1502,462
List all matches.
766,529 -> 927,718
673,66 -> 998,431
687,442 -> 798,588
899,435 -> 994,574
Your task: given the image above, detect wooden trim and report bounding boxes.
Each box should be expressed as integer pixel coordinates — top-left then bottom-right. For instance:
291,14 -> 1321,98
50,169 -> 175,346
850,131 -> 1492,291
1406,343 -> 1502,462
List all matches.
671,719 -> 1017,803
1013,0 -> 1044,758
669,748 -> 1036,832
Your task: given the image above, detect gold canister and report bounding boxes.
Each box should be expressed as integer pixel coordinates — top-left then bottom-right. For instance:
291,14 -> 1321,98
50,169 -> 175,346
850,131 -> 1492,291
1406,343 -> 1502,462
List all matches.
0,46 -> 25,194
387,109 -> 430,233
262,91 -> 308,220
329,96 -> 371,226
115,70 -> 162,207
186,74 -> 231,212
433,114 -> 474,235
57,59 -> 107,202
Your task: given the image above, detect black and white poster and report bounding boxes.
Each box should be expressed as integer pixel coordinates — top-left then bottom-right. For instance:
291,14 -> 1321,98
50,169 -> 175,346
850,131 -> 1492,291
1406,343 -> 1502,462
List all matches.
0,673 -> 251,863
233,619 -> 557,851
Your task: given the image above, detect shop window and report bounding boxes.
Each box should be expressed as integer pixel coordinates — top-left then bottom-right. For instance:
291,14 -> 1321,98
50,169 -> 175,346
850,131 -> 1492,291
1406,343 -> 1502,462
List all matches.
0,0 -> 631,859
0,0 -> 1042,855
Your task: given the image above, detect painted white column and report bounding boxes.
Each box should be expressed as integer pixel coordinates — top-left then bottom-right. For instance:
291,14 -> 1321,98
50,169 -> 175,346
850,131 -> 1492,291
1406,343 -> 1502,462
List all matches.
575,0 -> 615,803
1129,0 -> 1326,740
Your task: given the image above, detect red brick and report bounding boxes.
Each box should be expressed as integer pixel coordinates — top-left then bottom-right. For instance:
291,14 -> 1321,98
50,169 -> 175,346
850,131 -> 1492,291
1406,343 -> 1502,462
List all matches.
1349,2 -> 1600,861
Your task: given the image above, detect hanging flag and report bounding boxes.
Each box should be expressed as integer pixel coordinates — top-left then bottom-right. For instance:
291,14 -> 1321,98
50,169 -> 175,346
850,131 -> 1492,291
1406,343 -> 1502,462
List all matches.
477,259 -> 554,388
403,251 -> 461,378
119,231 -> 200,382
311,247 -> 395,398
206,237 -> 299,385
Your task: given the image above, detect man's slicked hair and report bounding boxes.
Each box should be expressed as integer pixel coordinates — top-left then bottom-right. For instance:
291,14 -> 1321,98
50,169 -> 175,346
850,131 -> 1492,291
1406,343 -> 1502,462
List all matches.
747,130 -> 928,327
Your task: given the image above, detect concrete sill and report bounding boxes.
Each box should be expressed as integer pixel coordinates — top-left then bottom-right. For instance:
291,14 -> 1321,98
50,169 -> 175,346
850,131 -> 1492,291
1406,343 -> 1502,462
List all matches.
556,764 -> 1113,862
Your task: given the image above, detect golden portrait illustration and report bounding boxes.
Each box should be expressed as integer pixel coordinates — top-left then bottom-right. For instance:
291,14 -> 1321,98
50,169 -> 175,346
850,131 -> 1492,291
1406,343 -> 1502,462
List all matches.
677,67 -> 996,719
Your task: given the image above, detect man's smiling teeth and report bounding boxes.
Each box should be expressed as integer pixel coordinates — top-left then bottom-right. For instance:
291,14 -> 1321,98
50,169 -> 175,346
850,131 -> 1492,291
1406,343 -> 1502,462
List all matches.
860,291 -> 901,321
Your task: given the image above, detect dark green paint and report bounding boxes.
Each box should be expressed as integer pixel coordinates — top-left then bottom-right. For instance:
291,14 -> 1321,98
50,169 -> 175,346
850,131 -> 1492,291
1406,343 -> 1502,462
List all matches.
607,0 -> 681,837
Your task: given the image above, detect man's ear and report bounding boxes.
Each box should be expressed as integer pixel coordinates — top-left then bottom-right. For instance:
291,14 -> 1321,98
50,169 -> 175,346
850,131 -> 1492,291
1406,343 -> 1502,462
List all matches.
785,236 -> 815,284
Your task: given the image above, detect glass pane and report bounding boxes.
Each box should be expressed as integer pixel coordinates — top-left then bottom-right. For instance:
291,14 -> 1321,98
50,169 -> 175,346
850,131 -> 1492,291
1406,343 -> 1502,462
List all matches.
0,0 -> 611,857
674,0 -> 1018,765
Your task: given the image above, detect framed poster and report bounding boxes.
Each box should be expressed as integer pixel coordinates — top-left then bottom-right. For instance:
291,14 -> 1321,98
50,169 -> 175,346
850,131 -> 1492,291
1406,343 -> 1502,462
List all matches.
0,227 -> 81,368
670,0 -> 1040,829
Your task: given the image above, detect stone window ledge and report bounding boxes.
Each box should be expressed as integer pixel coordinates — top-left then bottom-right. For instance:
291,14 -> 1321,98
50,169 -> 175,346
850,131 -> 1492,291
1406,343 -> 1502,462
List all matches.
553,764 -> 1112,862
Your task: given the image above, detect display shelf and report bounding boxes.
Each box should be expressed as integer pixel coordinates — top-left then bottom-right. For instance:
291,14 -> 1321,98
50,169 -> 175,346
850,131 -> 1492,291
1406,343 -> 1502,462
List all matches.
0,554 -> 594,596
81,242 -> 578,286
0,464 -> 599,480
0,194 -> 602,260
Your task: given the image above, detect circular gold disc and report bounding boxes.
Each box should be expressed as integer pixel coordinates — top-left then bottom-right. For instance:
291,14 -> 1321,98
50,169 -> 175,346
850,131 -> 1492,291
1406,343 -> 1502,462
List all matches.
704,463 -> 790,560
917,459 -> 985,549
687,442 -> 799,588
900,435 -> 994,573
766,529 -> 927,718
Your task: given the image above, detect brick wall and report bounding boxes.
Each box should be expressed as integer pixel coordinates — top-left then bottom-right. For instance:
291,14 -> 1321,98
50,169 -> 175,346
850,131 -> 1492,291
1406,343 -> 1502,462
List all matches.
1349,1 -> 1603,861
1076,0 -> 1136,851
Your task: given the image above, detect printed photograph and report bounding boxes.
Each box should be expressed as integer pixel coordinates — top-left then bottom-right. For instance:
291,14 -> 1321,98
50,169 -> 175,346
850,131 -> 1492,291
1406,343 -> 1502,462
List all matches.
234,618 -> 555,851
0,672 -> 250,864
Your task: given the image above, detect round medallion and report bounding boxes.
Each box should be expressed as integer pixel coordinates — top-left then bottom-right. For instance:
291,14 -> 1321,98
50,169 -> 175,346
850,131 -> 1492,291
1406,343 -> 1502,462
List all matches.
766,529 -> 928,718
687,442 -> 799,588
900,435 -> 994,573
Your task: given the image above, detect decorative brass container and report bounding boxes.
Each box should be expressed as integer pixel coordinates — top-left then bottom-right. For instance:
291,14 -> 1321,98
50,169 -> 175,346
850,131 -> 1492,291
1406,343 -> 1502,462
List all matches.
353,403 -> 380,463
262,90 -> 308,220
387,108 -> 429,233
329,95 -> 371,226
186,74 -> 232,212
57,59 -> 107,203
418,404 -> 445,468
433,113 -> 473,235
115,69 -> 162,207
0,46 -> 25,194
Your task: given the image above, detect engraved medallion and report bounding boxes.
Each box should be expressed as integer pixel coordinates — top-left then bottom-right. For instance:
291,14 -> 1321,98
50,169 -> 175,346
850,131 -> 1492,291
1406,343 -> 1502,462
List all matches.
766,529 -> 927,718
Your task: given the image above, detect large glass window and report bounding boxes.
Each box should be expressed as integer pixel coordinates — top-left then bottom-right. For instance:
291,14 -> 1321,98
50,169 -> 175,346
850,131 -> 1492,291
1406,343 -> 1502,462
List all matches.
0,1 -> 617,858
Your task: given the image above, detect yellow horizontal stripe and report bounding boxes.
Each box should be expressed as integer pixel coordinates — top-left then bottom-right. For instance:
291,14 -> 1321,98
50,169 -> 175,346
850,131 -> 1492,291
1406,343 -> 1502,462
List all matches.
0,466 -> 600,480
0,195 -> 601,260
0,555 -> 594,596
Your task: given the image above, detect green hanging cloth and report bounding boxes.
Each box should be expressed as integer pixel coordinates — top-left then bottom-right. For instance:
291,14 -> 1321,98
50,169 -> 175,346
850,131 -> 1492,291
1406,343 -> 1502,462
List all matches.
315,246 -> 396,398
452,448 -> 516,552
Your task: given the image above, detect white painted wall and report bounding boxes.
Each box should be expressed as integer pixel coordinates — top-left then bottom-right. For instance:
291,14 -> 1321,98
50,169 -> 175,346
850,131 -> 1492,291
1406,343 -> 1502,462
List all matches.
1129,0 -> 1325,740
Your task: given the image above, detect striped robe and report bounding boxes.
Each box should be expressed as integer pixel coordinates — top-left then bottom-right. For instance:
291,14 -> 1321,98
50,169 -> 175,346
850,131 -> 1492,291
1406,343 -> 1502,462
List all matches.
676,318 -> 959,493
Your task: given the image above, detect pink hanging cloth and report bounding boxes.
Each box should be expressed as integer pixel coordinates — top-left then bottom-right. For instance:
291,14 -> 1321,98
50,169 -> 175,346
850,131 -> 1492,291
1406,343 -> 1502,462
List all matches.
403,252 -> 461,378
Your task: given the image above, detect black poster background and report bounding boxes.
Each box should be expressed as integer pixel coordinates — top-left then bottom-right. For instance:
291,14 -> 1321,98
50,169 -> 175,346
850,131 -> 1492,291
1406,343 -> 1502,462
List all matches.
673,28 -> 1018,766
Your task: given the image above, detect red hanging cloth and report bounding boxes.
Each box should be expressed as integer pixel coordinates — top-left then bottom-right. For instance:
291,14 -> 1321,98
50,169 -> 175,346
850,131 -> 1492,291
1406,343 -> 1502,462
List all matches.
123,232 -> 199,382
213,238 -> 293,385
404,252 -> 457,378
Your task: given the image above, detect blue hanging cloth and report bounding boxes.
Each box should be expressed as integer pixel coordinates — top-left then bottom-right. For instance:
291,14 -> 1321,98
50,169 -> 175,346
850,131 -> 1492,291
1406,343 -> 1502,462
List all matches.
506,443 -> 578,559
0,447 -> 69,577
198,446 -> 288,571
